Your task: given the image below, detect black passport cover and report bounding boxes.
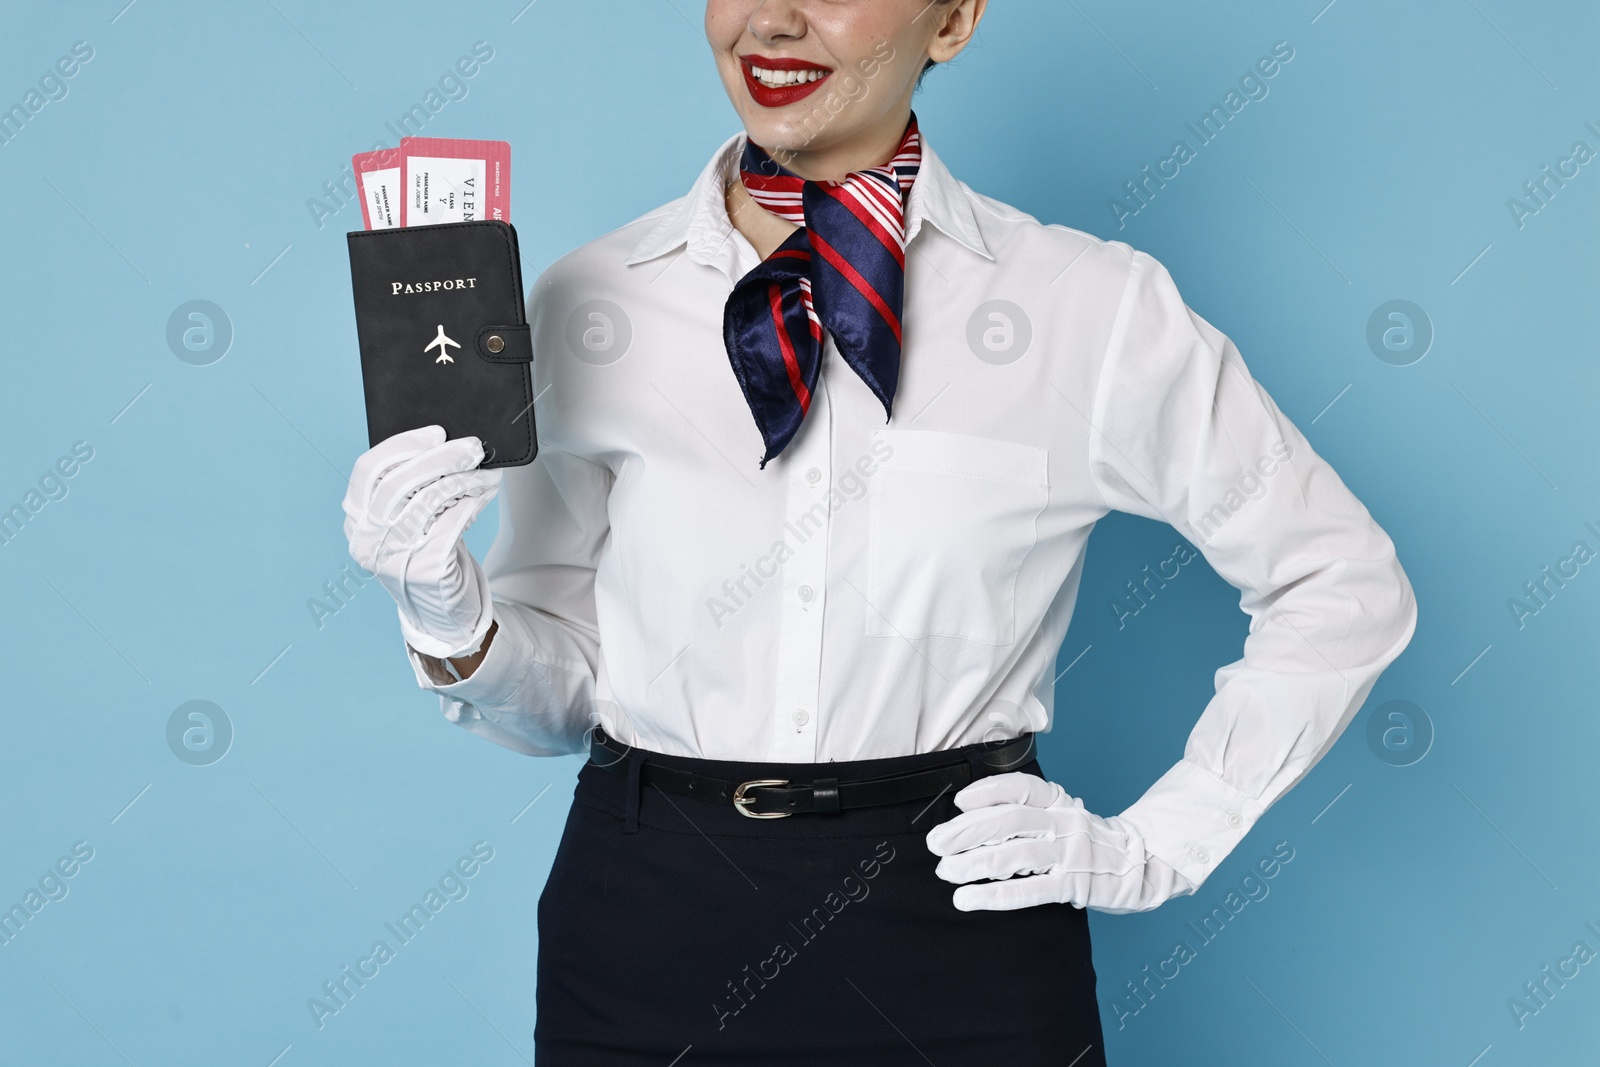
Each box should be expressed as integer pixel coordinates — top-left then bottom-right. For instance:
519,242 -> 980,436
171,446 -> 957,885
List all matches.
346,219 -> 537,468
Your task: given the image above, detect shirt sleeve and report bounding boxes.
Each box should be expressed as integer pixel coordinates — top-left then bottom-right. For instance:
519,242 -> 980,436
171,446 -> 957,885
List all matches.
1086,248 -> 1418,893
402,443 -> 613,758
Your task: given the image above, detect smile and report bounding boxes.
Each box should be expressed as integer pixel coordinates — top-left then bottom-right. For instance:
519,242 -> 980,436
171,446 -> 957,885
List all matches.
749,65 -> 828,88
739,54 -> 833,108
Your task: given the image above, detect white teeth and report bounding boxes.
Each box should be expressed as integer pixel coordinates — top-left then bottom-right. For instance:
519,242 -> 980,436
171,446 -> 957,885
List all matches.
750,65 -> 827,89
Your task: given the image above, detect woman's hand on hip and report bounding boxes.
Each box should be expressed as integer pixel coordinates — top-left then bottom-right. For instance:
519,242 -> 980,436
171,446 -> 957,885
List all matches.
342,425 -> 502,661
925,772 -> 1195,915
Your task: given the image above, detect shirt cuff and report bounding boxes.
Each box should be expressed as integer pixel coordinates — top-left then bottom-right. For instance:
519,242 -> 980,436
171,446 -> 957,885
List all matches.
1114,759 -> 1266,892
402,611 -> 525,724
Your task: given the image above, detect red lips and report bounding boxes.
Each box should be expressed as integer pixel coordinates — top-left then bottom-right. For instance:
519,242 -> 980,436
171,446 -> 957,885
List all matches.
740,54 -> 833,108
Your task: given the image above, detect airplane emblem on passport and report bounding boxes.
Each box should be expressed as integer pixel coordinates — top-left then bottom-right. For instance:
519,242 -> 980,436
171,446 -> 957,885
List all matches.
424,324 -> 460,364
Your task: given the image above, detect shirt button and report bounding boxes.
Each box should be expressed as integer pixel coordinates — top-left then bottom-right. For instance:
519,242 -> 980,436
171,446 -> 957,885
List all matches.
798,585 -> 814,602
1225,810 -> 1243,828
791,708 -> 810,726
1191,847 -> 1209,864
805,467 -> 822,484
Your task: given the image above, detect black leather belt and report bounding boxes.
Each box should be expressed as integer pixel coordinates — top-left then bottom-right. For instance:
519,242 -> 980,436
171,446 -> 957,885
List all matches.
587,728 -> 1036,818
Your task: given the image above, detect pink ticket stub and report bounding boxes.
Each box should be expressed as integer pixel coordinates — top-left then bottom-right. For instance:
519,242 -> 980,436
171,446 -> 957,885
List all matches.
399,137 -> 510,226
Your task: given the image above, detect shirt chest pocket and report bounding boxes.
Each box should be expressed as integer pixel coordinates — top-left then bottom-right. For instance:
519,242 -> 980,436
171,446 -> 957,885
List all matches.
866,428 -> 1049,645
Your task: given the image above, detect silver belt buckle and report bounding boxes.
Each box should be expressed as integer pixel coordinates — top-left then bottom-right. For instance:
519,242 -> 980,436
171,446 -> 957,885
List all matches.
732,779 -> 791,818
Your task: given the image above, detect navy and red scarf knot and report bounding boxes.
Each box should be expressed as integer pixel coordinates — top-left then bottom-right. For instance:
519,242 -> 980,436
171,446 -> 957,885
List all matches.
722,114 -> 922,468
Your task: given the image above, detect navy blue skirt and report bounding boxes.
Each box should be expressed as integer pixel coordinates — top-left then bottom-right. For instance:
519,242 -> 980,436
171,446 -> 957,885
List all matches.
534,734 -> 1108,1066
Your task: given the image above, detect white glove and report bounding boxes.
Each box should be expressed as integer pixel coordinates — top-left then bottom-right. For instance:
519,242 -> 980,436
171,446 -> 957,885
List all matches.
342,425 -> 502,660
925,772 -> 1196,914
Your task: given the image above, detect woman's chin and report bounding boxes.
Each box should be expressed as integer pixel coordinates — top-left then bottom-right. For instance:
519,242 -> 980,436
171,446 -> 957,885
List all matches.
739,113 -> 847,157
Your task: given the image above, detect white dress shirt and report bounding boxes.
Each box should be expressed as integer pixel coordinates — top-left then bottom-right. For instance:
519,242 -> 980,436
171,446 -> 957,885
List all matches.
404,128 -> 1417,891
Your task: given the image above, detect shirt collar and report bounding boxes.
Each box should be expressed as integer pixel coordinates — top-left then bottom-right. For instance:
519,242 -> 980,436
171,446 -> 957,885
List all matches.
624,128 -> 993,269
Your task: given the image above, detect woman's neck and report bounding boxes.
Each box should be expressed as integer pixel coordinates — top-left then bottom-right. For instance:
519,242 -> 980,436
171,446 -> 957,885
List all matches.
755,108 -> 914,182
725,177 -> 797,261
727,107 -> 916,258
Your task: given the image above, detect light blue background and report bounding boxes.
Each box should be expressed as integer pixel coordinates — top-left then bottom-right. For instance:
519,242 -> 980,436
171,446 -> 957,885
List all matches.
2,1 -> 1596,1064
